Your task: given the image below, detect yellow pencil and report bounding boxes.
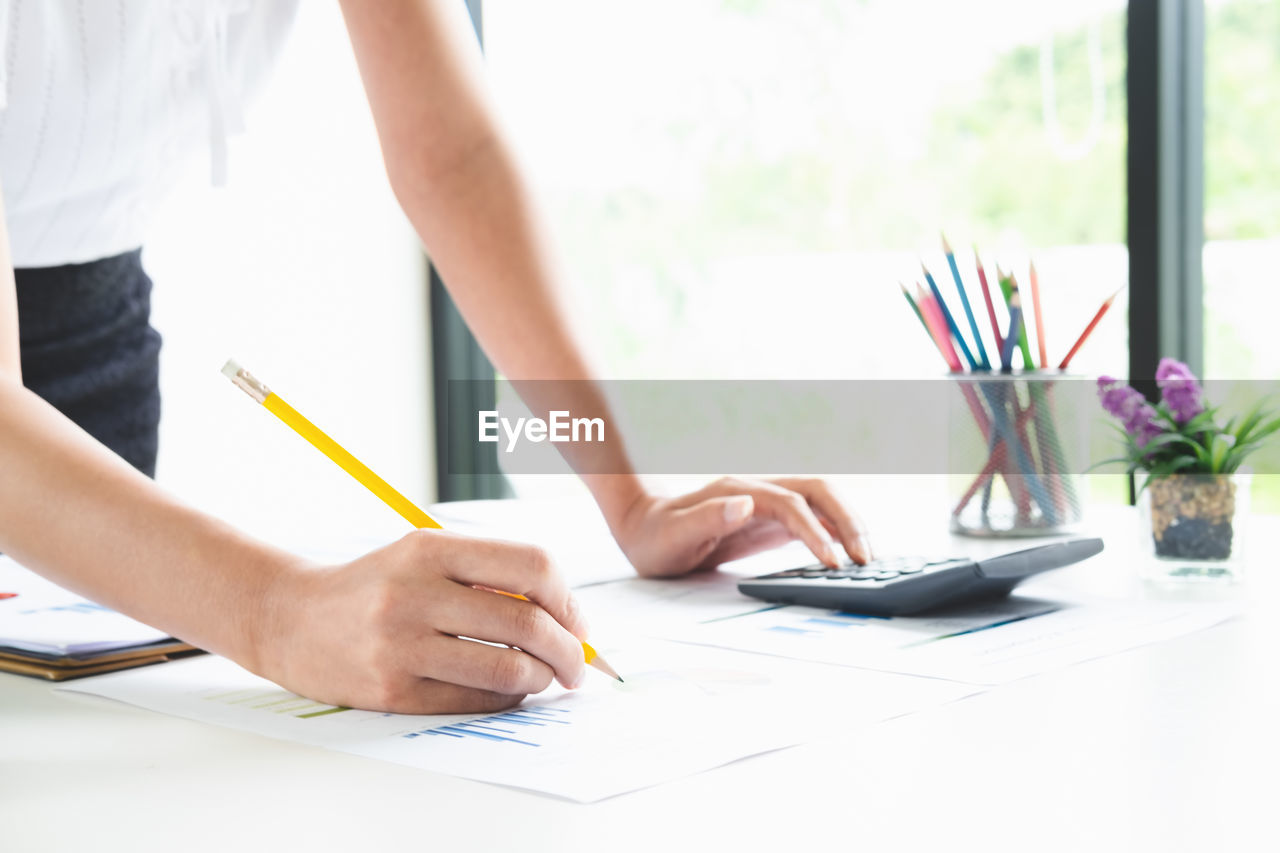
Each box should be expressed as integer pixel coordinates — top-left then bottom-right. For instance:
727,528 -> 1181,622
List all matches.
221,359 -> 622,683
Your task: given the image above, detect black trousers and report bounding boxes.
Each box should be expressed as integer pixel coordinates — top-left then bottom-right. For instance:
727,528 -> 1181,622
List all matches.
15,249 -> 162,478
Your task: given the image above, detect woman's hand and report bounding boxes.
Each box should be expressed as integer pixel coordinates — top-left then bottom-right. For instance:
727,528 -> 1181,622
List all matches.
611,477 -> 873,579
256,530 -> 589,715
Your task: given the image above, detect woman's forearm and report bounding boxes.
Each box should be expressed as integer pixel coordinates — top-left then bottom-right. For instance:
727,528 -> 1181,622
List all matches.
339,0 -> 648,524
398,139 -> 647,520
0,379 -> 298,671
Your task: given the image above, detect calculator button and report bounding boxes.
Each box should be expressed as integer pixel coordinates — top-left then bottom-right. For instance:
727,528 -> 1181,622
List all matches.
897,564 -> 925,574
872,571 -> 901,581
760,569 -> 807,579
800,569 -> 830,578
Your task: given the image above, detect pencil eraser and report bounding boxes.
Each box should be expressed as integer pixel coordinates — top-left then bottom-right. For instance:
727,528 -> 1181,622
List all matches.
221,359 -> 243,379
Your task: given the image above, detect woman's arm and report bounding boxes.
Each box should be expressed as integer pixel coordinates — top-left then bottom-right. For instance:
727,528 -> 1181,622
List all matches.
338,0 -> 872,575
0,211 -> 19,377
0,193 -> 586,713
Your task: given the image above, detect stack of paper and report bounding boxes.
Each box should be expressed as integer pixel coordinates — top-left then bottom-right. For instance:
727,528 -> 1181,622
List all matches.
0,556 -> 197,680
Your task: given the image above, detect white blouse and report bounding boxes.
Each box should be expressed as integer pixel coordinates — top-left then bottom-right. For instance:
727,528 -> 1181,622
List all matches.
0,0 -> 298,268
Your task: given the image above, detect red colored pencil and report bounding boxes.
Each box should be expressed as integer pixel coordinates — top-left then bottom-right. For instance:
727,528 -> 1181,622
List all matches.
1058,286 -> 1124,369
973,246 -> 1003,351
915,285 -> 963,372
1028,260 -> 1047,369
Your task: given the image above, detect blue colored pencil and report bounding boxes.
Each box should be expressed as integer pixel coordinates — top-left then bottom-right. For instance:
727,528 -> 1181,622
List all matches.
942,235 -> 991,370
1000,289 -> 1022,372
977,382 -> 1058,525
921,262 -> 978,370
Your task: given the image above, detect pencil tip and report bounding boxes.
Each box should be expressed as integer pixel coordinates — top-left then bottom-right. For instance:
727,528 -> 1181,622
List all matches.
591,655 -> 623,683
940,232 -> 952,253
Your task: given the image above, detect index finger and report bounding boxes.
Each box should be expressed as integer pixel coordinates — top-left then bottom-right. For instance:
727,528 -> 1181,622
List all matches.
777,478 -> 873,564
431,533 -> 589,641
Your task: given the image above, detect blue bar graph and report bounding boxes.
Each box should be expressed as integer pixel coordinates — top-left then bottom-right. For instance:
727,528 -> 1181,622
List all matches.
19,601 -> 111,616
766,625 -> 819,636
405,706 -> 573,747
763,610 -> 891,638
804,616 -> 866,629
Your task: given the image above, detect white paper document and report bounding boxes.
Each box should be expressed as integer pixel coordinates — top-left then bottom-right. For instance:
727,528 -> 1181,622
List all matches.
427,498 -> 636,588
60,641 -> 975,802
572,570 -> 779,635
663,594 -> 1240,685
0,556 -> 171,656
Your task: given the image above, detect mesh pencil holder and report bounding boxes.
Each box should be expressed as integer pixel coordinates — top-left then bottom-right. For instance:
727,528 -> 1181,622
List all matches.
947,373 -> 1086,537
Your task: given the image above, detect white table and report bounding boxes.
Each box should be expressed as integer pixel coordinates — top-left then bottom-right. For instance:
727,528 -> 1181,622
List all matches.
3,507 -> 1276,853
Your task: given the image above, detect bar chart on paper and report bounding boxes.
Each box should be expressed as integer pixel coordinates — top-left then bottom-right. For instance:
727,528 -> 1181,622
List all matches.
60,643 -> 978,801
666,595 -> 1239,686
202,685 -> 355,719
56,647 -> 805,802
408,707 -> 574,747
668,598 -> 1069,683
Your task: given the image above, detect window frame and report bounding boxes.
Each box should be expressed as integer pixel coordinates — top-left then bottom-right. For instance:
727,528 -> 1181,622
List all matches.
433,0 -> 1208,502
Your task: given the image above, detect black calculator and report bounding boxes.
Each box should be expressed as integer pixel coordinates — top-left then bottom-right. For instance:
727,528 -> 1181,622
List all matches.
738,538 -> 1104,617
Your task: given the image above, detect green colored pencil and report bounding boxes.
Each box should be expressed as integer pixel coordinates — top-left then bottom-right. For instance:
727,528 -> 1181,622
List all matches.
997,270 -> 1035,371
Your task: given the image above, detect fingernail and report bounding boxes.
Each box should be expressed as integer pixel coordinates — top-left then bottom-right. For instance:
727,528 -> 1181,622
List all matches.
571,669 -> 586,689
724,496 -> 753,523
824,544 -> 840,566
566,595 -> 589,639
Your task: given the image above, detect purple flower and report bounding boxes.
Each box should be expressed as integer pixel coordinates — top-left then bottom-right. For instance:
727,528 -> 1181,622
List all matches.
1155,358 -> 1205,424
1098,376 -> 1162,448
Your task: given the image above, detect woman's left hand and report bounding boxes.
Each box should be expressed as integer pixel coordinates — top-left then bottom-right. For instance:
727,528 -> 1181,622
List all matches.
611,477 -> 873,579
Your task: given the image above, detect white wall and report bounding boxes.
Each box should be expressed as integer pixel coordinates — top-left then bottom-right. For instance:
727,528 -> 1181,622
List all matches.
145,2 -> 431,549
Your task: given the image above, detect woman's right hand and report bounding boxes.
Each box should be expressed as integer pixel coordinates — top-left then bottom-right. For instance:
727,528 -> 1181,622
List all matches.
256,530 -> 590,715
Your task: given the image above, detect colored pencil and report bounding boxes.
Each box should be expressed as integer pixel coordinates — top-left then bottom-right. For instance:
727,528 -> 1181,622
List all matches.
942,234 -> 991,370
1028,261 -> 1048,369
974,379 -> 1057,525
974,246 -> 1003,352
915,285 -> 963,372
901,283 -> 952,368
220,360 -> 622,683
1000,288 -> 1023,372
921,262 -> 978,370
1000,272 -> 1035,370
900,281 -> 927,328
1058,286 -> 1123,369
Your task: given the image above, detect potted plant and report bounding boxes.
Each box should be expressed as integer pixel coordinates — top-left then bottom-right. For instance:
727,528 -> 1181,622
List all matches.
1096,359 -> 1280,574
